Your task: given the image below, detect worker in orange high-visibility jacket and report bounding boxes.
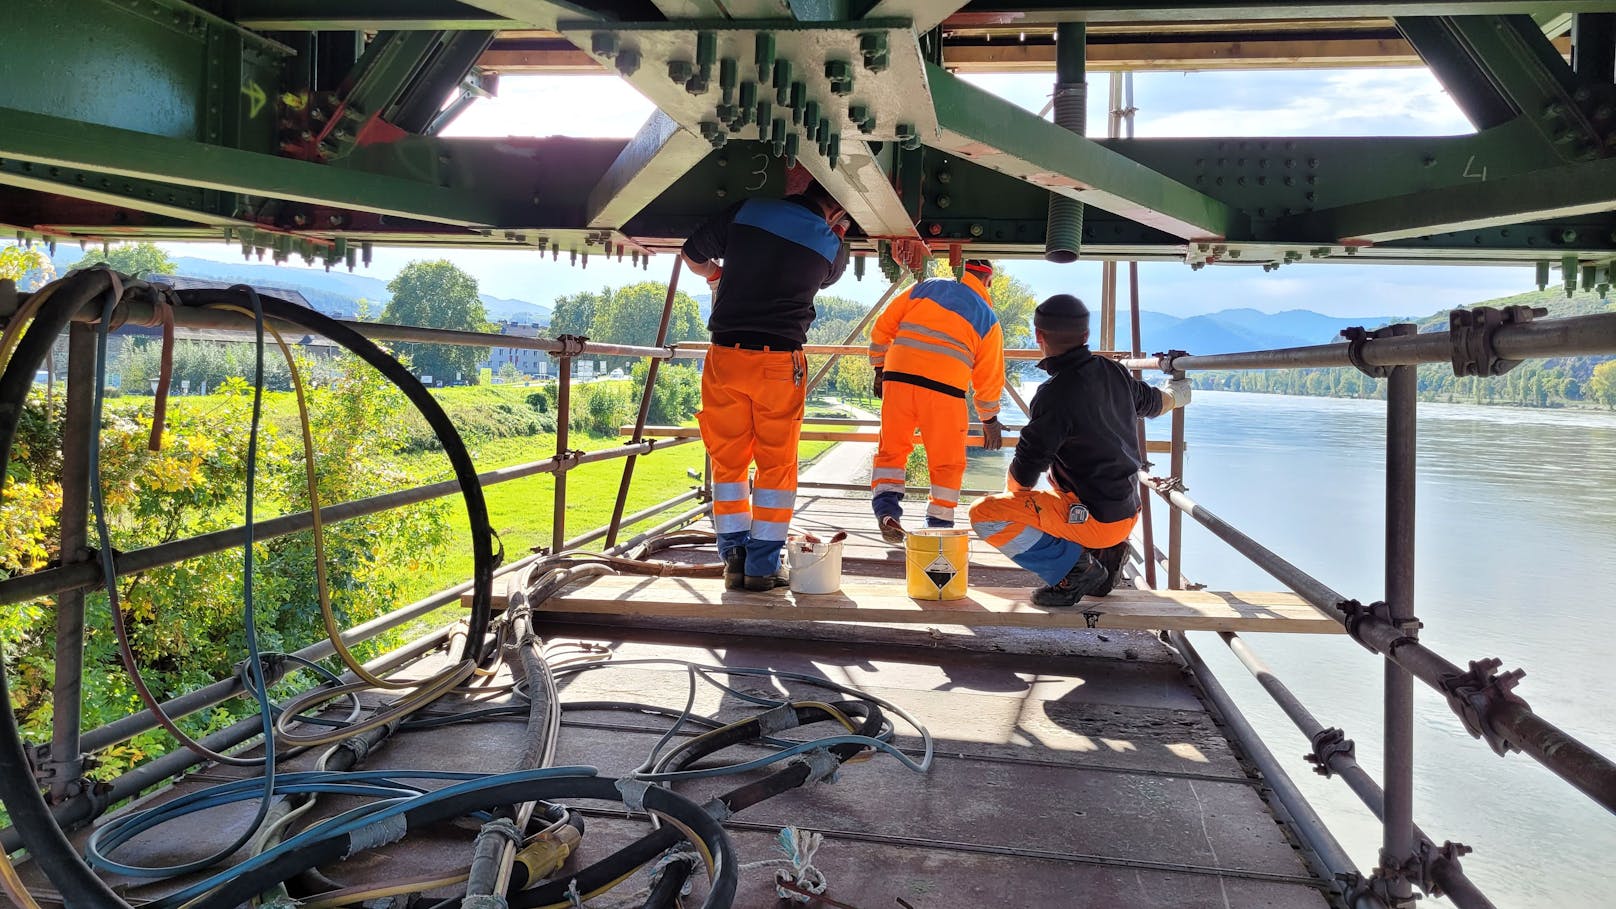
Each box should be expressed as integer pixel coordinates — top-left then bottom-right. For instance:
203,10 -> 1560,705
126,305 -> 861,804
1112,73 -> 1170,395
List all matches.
682,181 -> 850,591
868,259 -> 1005,542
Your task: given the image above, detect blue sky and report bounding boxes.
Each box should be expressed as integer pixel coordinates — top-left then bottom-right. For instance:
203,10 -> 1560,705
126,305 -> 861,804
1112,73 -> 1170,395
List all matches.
158,67 -> 1534,319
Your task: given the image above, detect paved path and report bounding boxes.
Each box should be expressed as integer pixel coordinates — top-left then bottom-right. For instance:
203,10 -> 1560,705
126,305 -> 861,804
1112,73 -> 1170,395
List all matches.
799,397 -> 877,495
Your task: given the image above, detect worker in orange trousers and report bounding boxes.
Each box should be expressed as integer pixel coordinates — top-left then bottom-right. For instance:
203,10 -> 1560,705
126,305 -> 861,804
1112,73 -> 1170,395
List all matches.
970,294 -> 1190,606
868,260 -> 1005,542
682,182 -> 849,590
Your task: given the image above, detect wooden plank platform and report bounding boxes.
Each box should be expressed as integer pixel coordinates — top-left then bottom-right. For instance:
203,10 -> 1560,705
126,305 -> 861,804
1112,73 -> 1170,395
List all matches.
539,576 -> 1342,634
631,425 -> 1178,453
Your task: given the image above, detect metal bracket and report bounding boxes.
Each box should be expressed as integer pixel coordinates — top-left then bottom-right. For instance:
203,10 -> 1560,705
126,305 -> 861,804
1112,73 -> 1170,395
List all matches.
1304,726 -> 1356,779
1082,609 -> 1102,629
551,334 -> 589,358
1447,305 -> 1547,377
1150,349 -> 1188,375
1336,598 -> 1421,653
1357,853 -> 1423,909
1438,657 -> 1528,756
1339,323 -> 1417,378
1415,839 -> 1473,899
553,449 -> 586,474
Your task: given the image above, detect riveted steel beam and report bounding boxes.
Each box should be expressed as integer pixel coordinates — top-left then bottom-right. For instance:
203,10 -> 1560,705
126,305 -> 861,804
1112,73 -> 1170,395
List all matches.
949,3 -> 1616,24
1280,156 -> 1616,243
861,0 -> 971,33
589,112 -> 715,228
232,0 -> 525,30
926,62 -> 1235,240
0,107 -> 506,227
452,0 -> 606,30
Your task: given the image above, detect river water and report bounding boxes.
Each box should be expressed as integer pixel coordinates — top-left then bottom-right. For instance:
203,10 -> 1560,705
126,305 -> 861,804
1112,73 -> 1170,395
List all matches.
960,389 -> 1616,908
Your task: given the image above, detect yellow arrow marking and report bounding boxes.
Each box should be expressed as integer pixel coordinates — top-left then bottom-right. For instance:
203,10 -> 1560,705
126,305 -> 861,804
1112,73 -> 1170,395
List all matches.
242,81 -> 267,119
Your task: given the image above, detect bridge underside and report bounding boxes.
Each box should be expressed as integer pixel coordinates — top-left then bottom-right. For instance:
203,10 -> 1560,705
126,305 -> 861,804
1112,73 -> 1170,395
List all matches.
0,1 -> 1614,280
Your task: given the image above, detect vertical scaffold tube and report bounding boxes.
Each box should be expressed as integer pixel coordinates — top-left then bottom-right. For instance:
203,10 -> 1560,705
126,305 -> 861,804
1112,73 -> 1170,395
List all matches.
1045,23 -> 1086,264
1383,365 -> 1418,904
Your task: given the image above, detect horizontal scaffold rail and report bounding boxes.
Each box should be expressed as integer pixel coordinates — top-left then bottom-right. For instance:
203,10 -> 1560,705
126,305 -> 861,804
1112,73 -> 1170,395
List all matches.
1118,311 -> 1616,373
0,437 -> 699,607
627,423 -> 1178,454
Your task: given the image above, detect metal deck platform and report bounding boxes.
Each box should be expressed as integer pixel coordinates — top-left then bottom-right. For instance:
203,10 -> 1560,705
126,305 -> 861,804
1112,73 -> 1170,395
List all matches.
17,494 -> 1340,908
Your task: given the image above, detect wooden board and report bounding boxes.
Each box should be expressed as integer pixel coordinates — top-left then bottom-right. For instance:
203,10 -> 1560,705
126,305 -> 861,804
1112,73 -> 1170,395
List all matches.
532,576 -> 1343,634
627,426 -> 1177,454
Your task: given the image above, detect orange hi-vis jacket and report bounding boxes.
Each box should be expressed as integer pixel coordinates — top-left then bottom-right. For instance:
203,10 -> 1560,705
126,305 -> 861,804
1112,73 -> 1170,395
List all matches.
868,272 -> 1005,421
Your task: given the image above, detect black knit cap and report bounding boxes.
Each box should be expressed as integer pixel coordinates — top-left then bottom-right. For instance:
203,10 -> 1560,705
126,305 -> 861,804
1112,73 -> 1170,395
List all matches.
1035,294 -> 1090,334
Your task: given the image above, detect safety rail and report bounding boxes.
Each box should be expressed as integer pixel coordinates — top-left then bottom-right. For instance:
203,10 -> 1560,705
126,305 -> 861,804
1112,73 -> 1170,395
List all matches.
1122,307 -> 1616,909
0,267 -> 720,867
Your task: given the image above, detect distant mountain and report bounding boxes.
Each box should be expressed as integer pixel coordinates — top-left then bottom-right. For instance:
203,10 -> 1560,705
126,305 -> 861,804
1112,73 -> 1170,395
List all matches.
1139,307 -> 1404,354
50,251 -> 552,325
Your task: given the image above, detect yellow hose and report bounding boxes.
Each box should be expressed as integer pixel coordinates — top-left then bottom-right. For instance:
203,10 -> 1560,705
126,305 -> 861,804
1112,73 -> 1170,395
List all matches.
0,849 -> 43,909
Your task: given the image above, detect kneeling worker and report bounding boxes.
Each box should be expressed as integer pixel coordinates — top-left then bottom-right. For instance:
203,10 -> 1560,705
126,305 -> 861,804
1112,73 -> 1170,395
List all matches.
868,259 -> 1005,541
969,294 -> 1189,606
681,182 -> 849,590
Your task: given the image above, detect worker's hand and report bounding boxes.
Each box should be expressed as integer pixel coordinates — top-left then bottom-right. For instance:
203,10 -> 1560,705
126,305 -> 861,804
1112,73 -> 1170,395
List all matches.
1168,376 -> 1192,409
831,216 -> 851,238
873,369 -> 884,400
980,417 -> 1003,451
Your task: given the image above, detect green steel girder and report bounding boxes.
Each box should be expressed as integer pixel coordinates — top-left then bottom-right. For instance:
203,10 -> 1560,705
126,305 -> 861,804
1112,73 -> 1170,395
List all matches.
0,0 -> 286,146
390,32 -> 501,134
588,112 -> 716,229
232,0 -> 526,31
949,3 -> 1616,23
0,159 -> 243,228
316,31 -> 453,158
1280,156 -> 1616,243
0,106 -> 511,227
860,0 -> 969,32
925,61 -> 1236,240
1397,14 -> 1613,159
451,0 -> 610,30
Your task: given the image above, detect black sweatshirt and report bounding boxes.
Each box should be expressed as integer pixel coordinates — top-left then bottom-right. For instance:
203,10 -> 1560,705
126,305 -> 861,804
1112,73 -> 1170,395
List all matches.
682,195 -> 848,349
1009,346 -> 1166,523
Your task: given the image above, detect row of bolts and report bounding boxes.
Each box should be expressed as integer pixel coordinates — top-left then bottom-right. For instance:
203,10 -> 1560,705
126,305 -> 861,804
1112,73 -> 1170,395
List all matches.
590,30 -> 921,168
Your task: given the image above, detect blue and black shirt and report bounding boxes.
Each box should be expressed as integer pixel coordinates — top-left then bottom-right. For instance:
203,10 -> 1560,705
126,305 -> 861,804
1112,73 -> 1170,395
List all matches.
682,195 -> 849,350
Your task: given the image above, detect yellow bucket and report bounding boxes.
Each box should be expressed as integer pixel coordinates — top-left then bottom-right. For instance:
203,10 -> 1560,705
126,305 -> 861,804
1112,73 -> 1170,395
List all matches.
905,529 -> 970,600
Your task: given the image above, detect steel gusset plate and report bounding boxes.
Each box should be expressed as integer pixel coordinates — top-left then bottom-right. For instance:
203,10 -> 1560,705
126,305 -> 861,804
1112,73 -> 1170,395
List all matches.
558,20 -> 935,160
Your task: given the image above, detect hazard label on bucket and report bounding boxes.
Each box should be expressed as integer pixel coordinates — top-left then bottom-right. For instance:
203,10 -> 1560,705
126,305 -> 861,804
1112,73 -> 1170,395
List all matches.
924,553 -> 956,590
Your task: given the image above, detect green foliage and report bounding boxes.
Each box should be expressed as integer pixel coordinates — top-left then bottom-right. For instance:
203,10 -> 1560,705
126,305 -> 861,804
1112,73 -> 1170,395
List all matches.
630,361 -> 702,424
76,242 -> 176,277
393,386 -> 557,452
573,382 -> 634,436
382,260 -> 491,385
498,362 -> 522,384
0,244 -> 55,290
1590,361 -> 1616,409
548,289 -> 601,338
112,338 -> 343,395
1,357 -> 451,777
835,356 -> 875,402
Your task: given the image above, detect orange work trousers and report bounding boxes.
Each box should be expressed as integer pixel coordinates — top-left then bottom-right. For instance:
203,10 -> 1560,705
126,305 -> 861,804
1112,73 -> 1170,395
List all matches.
968,488 -> 1135,585
696,345 -> 807,576
871,382 -> 967,526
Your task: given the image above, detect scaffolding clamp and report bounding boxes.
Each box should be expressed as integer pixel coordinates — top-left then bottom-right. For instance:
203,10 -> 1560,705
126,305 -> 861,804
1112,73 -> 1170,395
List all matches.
1439,657 -> 1528,756
1340,323 -> 1416,377
1447,305 -> 1546,377
1415,839 -> 1473,899
1337,598 -> 1421,653
550,334 -> 589,358
1304,726 -> 1355,778
1150,349 -> 1189,375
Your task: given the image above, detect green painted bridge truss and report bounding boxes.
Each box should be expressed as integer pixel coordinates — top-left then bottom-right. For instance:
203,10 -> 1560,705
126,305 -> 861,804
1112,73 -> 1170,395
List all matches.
1,0 -> 1615,283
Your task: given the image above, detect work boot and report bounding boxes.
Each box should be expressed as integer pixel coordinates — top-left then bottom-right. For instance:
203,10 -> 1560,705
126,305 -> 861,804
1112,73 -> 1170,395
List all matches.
878,515 -> 906,545
743,571 -> 792,592
722,548 -> 746,591
1091,542 -> 1128,598
1031,553 -> 1110,608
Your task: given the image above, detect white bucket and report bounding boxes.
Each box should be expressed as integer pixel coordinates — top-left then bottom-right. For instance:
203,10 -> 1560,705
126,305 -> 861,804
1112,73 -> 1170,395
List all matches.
787,533 -> 846,595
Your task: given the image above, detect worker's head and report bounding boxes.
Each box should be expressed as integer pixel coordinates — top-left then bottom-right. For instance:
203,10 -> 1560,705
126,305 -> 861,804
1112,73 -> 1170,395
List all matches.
963,259 -> 994,286
1034,294 -> 1091,357
799,181 -> 848,231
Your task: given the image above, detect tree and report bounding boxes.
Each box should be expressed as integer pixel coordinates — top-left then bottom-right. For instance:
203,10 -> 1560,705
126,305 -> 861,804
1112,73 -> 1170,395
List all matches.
77,242 -> 176,277
835,356 -> 875,402
382,260 -> 490,384
549,289 -> 603,338
1590,360 -> 1616,409
0,245 -> 54,290
590,282 -> 703,347
498,362 -> 522,384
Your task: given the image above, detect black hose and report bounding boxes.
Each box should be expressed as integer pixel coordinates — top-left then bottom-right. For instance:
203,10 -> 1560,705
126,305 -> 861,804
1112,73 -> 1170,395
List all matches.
171,288 -> 496,657
509,701 -> 884,909
0,269 -> 128,906
642,854 -> 697,909
192,776 -> 736,909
